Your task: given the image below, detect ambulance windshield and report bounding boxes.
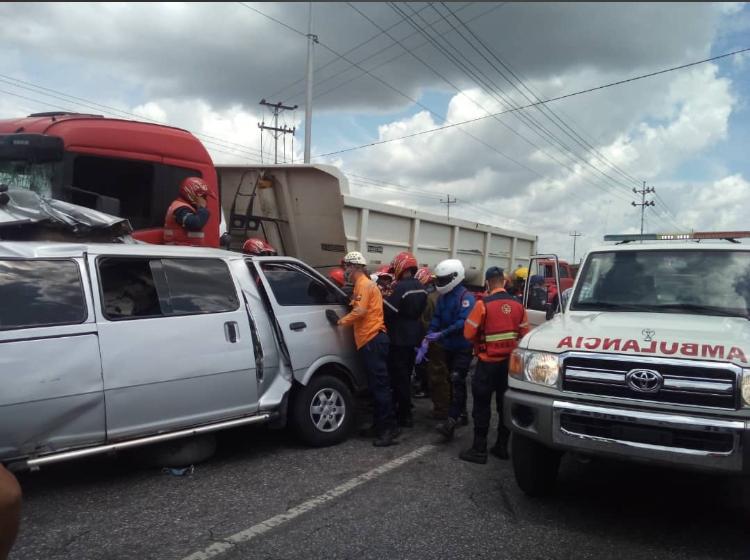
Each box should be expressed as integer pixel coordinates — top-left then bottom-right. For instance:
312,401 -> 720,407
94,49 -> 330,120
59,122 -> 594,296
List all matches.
571,249 -> 750,319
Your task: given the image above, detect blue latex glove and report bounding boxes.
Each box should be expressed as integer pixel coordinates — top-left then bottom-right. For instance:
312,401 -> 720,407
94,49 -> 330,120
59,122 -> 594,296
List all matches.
415,338 -> 430,365
425,331 -> 443,343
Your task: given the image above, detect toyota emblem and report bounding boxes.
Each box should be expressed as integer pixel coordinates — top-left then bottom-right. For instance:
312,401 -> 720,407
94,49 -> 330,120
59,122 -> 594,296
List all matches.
626,369 -> 663,393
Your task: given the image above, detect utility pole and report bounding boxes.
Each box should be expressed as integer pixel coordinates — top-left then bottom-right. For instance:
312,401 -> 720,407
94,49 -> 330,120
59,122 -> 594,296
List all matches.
569,231 -> 582,264
304,1 -> 317,163
632,182 -> 656,239
440,194 -> 457,219
258,99 -> 297,164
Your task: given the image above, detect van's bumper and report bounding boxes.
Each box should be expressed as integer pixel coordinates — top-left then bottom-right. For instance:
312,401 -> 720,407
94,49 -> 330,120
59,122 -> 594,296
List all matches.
504,389 -> 750,473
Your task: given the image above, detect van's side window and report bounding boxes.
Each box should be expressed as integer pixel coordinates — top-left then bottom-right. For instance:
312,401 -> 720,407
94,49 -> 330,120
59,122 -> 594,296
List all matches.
0,259 -> 86,330
99,257 -> 239,319
261,263 -> 340,306
99,258 -> 163,319
162,258 -> 239,314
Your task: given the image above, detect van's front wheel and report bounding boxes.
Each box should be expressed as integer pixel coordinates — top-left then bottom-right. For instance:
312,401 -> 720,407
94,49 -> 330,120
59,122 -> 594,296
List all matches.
291,375 -> 354,446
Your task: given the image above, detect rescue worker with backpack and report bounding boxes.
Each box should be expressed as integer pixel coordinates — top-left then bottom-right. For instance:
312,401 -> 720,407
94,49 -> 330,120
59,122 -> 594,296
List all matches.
384,252 -> 428,428
163,176 -> 212,246
326,251 -> 398,447
423,259 -> 476,441
460,266 -> 529,463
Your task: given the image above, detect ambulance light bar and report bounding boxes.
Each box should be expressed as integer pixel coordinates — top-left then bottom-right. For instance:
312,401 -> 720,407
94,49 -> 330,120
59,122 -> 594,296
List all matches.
604,231 -> 750,243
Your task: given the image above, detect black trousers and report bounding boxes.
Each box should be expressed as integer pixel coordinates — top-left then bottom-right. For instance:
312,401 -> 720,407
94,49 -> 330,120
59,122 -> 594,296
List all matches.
388,345 -> 415,422
471,359 -> 510,440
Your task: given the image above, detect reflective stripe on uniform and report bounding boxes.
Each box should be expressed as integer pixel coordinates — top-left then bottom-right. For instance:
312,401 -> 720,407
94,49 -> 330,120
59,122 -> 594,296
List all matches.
401,289 -> 428,299
186,231 -> 205,238
466,319 -> 480,328
485,332 -> 518,342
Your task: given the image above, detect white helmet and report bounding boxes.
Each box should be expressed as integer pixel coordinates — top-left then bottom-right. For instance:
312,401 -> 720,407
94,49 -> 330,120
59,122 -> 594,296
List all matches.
434,259 -> 465,294
343,251 -> 367,266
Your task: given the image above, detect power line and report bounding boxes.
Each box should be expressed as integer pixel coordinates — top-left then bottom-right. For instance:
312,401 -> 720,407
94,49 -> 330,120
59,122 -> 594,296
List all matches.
436,2 -> 646,196
389,2 -> 638,205
279,3 -> 506,105
267,2 -> 443,102
311,45 -> 750,159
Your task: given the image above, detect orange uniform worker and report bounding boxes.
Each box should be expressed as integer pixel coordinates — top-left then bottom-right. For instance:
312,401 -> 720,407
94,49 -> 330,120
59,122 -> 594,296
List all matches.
326,251 -> 398,447
460,266 -> 529,464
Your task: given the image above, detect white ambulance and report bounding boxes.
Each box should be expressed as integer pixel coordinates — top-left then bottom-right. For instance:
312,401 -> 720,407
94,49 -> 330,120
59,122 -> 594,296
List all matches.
506,232 -> 750,495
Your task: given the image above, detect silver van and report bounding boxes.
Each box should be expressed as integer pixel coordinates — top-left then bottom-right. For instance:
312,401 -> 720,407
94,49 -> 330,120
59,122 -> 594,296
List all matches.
0,241 -> 364,470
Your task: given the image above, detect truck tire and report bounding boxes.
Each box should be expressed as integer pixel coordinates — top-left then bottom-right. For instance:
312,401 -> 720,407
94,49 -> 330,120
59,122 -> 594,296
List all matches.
511,433 -> 561,497
291,374 -> 354,447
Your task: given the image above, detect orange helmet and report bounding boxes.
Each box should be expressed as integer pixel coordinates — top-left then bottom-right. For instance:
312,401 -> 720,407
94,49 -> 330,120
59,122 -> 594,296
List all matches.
179,177 -> 211,205
414,266 -> 433,285
242,238 -> 277,256
390,251 -> 418,280
328,268 -> 345,287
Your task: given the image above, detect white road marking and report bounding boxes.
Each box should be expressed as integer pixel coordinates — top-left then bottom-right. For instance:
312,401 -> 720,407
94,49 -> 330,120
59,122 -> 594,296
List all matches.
181,444 -> 436,560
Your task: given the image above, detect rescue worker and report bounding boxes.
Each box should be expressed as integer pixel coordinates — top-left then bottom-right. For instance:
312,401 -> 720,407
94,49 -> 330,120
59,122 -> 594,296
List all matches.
423,259 -> 476,441
510,266 -> 528,299
528,274 -> 548,311
373,265 -> 394,298
326,251 -> 398,447
412,267 -> 434,399
163,176 -> 212,246
0,465 -> 21,560
242,238 -> 278,256
328,267 -> 346,288
460,266 -> 529,463
384,252 -> 428,428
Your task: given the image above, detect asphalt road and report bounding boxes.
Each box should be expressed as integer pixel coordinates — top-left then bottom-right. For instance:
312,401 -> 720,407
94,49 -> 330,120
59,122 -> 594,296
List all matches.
9,397 -> 750,560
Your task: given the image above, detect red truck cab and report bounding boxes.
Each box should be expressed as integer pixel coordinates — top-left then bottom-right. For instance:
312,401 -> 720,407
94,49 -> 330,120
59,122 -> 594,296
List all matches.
0,112 -> 221,247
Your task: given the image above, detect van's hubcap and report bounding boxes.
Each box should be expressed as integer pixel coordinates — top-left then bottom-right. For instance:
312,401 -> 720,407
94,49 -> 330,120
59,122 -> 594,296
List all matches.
310,388 -> 346,432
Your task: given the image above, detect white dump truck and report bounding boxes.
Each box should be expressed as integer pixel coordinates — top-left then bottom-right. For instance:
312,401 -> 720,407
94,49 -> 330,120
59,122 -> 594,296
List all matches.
217,164 -> 537,284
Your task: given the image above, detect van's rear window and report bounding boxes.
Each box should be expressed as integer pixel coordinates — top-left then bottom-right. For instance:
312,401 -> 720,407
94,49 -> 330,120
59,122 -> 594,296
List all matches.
0,259 -> 86,330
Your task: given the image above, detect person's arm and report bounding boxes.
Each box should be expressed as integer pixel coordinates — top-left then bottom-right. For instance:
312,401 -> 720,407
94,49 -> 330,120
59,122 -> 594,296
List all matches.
339,282 -> 373,326
0,465 -> 21,560
174,206 -> 210,231
464,300 -> 485,343
384,283 -> 402,322
444,292 -> 475,336
427,296 -> 443,334
518,308 -> 530,339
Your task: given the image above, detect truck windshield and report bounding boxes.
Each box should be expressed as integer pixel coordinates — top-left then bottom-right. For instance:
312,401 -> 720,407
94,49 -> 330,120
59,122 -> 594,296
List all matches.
571,249 -> 750,319
0,160 -> 56,196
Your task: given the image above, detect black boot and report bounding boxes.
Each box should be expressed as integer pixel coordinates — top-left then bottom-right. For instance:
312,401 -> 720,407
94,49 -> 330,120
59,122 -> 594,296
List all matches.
459,435 -> 488,464
373,428 -> 400,447
436,417 -> 458,441
489,434 -> 509,460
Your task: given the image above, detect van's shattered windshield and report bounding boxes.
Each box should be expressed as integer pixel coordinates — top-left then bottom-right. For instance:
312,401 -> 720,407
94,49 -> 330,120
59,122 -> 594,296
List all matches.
571,249 -> 750,319
0,161 -> 56,196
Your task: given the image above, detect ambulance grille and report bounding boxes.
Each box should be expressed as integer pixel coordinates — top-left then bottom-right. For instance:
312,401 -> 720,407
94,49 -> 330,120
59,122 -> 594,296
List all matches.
561,354 -> 739,410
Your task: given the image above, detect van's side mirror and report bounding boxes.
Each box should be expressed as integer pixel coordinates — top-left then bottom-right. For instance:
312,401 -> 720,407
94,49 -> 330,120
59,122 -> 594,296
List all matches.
545,302 -> 555,321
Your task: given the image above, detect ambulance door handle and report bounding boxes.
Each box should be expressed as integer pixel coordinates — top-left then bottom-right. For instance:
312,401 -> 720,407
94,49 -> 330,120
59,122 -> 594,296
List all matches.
225,321 -> 239,343
290,322 -> 307,331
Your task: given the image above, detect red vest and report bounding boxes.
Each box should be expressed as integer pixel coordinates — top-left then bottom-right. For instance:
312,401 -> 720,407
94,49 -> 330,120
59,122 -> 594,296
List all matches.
481,292 -> 525,358
163,199 -> 206,246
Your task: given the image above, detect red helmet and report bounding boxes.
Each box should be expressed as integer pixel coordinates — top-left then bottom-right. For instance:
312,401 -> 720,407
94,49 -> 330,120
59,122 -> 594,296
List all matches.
414,266 -> 433,285
179,177 -> 211,205
390,251 -> 418,280
242,238 -> 278,256
328,268 -> 345,288
375,264 -> 393,280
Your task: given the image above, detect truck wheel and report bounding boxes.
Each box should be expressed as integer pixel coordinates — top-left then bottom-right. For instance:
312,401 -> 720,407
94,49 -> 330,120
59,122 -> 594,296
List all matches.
291,375 -> 354,447
511,433 -> 561,497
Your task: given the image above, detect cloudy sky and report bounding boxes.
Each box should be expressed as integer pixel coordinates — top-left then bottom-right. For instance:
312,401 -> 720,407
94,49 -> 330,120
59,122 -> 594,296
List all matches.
2,2 -> 749,259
